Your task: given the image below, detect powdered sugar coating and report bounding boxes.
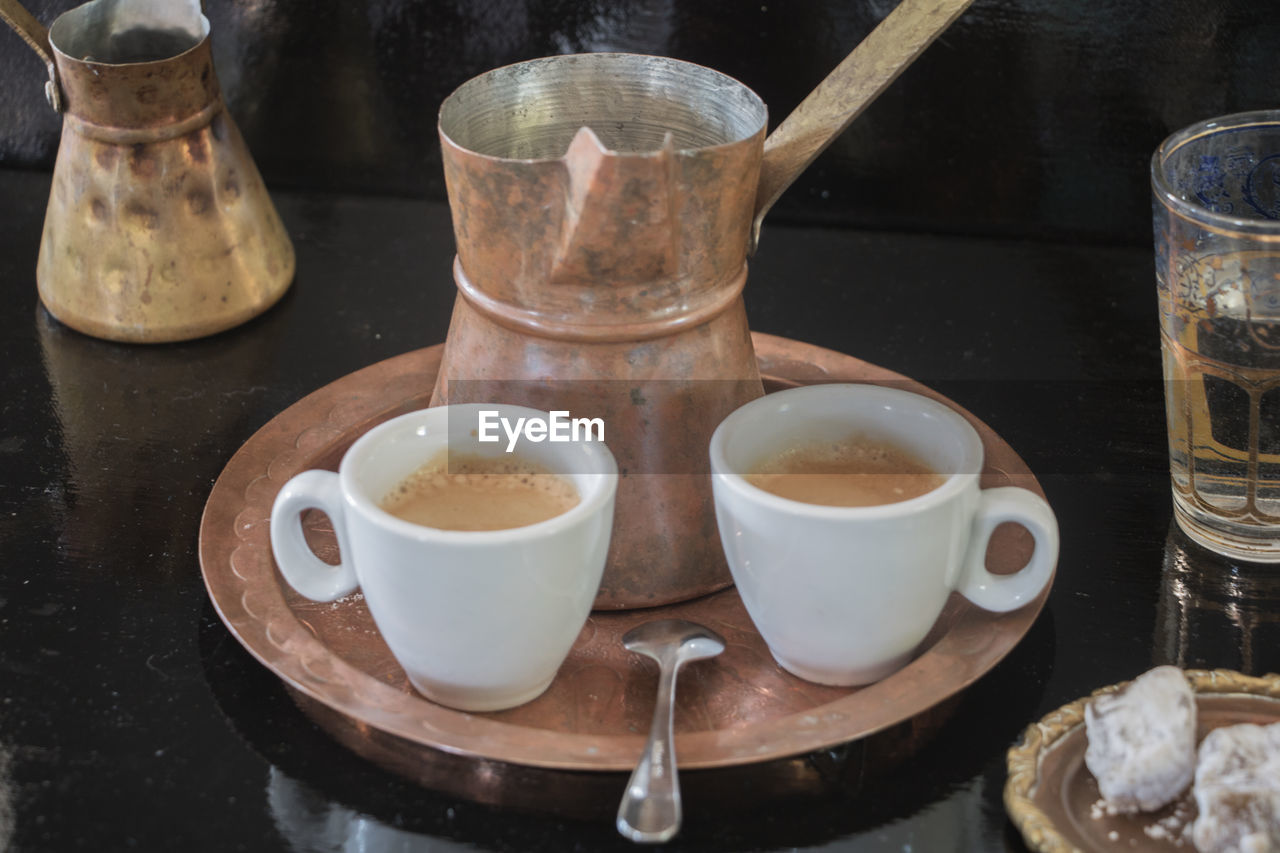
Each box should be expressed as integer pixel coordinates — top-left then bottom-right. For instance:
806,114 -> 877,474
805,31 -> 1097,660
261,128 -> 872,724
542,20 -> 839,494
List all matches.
1084,666 -> 1197,813
1192,722 -> 1280,853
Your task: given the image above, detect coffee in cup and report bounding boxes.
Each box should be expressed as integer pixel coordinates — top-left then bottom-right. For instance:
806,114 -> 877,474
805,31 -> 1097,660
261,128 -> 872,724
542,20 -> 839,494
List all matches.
743,435 -> 946,507
380,451 -> 580,531
710,384 -> 1058,687
270,404 -> 617,712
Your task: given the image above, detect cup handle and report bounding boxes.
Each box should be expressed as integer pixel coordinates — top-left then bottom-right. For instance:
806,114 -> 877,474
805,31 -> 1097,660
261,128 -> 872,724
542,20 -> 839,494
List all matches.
954,487 -> 1059,612
269,470 -> 359,602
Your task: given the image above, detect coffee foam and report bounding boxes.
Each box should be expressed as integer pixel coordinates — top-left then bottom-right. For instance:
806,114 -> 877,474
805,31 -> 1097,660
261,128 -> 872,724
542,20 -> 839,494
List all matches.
744,433 -> 945,507
380,450 -> 580,531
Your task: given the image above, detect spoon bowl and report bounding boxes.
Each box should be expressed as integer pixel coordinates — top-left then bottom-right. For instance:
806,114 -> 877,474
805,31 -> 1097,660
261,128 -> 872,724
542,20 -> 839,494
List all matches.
623,619 -> 727,665
617,619 -> 726,843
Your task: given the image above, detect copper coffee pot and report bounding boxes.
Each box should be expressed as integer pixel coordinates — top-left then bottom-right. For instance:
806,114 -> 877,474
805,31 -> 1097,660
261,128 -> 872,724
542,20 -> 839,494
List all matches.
433,0 -> 974,608
0,0 -> 294,343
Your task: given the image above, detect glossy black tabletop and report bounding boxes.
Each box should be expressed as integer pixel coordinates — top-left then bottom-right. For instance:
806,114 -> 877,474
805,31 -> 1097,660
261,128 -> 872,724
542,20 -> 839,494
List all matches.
1,165 -> 1277,852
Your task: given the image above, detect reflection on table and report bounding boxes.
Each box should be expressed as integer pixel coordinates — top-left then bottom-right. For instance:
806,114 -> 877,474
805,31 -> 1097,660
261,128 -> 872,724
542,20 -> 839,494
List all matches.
1155,521 -> 1280,676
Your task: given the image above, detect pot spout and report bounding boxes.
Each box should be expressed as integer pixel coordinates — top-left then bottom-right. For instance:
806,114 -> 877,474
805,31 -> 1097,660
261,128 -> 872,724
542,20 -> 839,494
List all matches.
551,126 -> 680,288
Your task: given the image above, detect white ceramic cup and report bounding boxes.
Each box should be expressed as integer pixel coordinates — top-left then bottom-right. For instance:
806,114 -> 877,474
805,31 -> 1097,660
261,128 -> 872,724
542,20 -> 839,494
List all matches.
709,384 -> 1058,687
269,404 -> 617,712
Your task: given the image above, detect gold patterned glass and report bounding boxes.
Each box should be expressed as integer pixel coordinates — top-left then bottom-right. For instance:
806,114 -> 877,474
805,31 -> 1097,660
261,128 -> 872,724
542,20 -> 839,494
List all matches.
1154,111 -> 1280,561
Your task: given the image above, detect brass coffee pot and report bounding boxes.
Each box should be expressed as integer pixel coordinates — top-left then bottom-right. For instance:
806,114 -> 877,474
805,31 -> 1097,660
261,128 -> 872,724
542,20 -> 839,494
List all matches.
434,0 -> 975,608
0,0 -> 293,342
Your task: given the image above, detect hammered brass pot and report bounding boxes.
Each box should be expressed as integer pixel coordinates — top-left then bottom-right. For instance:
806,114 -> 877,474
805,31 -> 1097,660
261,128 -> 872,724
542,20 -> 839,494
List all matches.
1,0 -> 294,343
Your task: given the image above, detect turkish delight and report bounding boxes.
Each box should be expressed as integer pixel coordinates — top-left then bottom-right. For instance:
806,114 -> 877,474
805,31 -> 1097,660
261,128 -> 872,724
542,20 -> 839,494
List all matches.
1084,665 -> 1197,812
1191,722 -> 1280,853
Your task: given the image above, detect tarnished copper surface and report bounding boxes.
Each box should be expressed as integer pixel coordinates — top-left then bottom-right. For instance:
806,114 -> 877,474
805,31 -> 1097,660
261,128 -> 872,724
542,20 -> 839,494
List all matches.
279,687 -> 964,820
430,27 -> 990,606
437,55 -> 766,330
3,0 -> 294,342
434,54 -> 768,608
200,334 -> 1055,777
433,290 -> 761,609
1005,669 -> 1280,853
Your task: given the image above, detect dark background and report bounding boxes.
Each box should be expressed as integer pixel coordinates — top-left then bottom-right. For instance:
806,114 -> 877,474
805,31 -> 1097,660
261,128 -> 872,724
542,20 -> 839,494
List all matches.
3,2 -> 1280,852
2,0 -> 1277,245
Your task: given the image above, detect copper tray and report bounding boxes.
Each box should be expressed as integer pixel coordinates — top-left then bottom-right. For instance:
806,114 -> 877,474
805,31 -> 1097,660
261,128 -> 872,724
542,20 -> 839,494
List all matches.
1005,669 -> 1280,852
199,333 -> 1053,777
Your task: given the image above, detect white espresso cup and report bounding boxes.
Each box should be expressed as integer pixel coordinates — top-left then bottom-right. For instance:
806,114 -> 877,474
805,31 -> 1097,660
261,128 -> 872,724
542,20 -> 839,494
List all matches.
269,404 -> 617,712
709,384 -> 1058,687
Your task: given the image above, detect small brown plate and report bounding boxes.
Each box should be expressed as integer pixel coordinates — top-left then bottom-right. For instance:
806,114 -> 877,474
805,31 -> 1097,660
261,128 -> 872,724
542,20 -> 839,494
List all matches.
1005,668 -> 1280,853
199,333 -> 1054,774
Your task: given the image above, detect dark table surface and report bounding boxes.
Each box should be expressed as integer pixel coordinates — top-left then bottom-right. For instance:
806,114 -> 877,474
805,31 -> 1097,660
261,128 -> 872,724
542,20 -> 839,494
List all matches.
1,165 -> 1277,852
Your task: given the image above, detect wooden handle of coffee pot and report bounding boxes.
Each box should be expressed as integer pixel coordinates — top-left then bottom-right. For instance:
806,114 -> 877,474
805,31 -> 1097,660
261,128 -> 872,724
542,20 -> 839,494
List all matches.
750,0 -> 975,253
0,0 -> 62,112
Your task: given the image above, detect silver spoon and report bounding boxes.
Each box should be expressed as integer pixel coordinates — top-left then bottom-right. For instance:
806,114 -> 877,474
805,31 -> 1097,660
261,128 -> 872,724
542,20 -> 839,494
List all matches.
616,619 -> 726,844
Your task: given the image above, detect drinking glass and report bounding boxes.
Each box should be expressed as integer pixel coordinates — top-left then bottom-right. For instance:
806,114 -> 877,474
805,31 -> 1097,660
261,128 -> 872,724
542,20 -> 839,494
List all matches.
1154,110 -> 1280,561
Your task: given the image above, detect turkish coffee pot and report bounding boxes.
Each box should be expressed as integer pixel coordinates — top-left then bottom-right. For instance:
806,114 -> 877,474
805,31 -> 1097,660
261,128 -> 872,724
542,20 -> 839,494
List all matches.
0,0 -> 293,342
433,0 -> 974,608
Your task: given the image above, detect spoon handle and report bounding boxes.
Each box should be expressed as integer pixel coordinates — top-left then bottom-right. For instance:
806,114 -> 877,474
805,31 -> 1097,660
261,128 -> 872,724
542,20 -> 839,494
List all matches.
617,658 -> 682,843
